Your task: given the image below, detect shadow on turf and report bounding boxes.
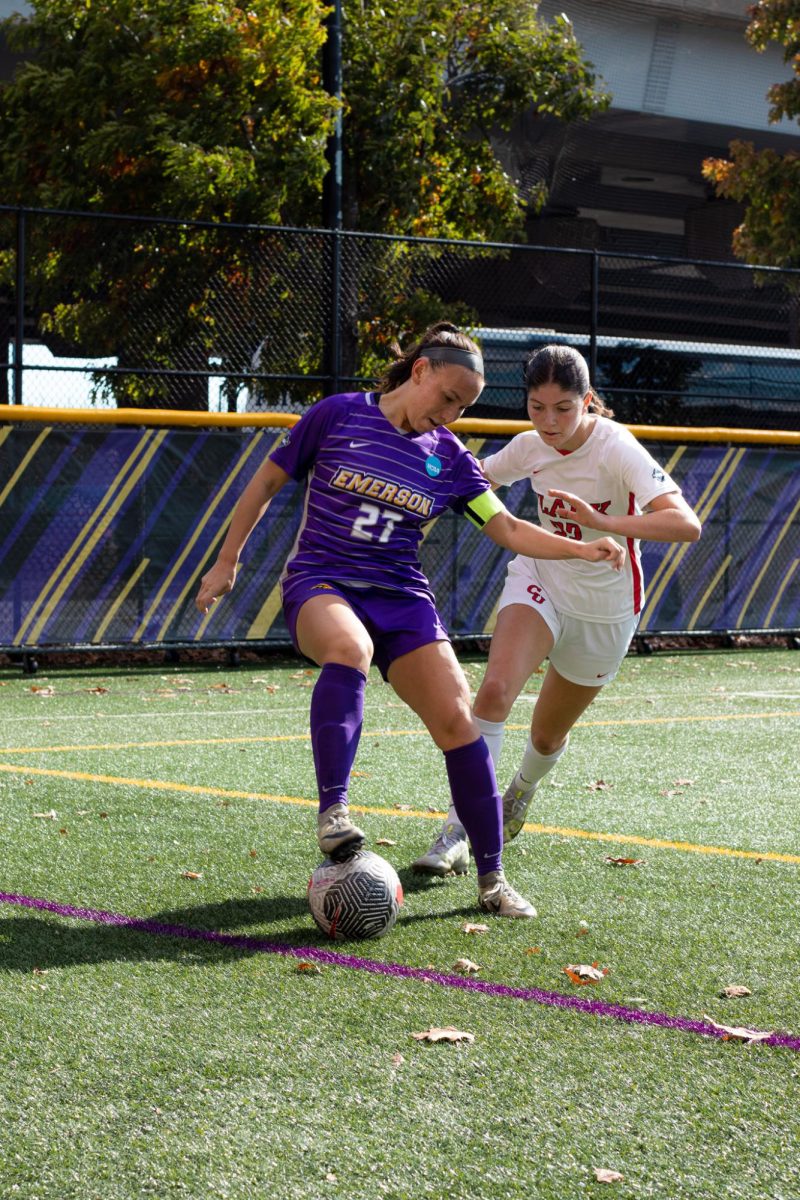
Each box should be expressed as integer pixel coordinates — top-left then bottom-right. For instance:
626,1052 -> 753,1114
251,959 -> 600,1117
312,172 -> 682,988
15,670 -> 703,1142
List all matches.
0,881 -> 478,972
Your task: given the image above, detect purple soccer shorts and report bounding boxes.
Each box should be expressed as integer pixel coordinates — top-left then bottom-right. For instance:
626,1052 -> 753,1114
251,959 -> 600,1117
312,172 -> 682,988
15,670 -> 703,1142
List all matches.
281,573 -> 450,679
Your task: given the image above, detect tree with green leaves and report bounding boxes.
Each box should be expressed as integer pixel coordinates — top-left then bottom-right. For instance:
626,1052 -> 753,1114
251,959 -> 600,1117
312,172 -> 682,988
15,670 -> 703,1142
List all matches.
703,0 -> 800,266
0,0 -> 608,407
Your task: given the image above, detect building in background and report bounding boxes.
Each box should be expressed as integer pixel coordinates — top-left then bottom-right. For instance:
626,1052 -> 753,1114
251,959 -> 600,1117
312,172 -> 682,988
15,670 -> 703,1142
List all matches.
514,0 -> 799,261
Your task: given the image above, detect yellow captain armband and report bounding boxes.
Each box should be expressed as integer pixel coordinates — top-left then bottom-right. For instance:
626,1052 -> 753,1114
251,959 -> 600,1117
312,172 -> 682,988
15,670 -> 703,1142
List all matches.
464,489 -> 506,530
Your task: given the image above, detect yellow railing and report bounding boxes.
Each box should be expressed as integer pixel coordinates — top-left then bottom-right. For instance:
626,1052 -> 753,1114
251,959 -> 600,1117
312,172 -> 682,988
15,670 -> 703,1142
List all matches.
1,405 -> 799,446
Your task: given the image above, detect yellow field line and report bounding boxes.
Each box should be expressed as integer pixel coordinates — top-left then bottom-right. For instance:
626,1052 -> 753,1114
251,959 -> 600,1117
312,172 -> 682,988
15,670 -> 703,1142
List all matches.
4,707 -> 800,756
2,708 -> 798,757
1,760 -> 798,866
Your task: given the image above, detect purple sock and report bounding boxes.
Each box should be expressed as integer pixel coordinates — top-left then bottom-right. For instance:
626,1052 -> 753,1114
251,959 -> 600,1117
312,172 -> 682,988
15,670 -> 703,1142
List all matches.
444,737 -> 503,877
310,663 -> 366,813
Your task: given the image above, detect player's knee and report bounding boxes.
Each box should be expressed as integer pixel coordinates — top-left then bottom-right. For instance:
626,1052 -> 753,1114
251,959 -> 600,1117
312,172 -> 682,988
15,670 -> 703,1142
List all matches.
531,730 -> 568,757
474,675 -> 515,722
429,703 -> 476,750
323,635 -> 373,674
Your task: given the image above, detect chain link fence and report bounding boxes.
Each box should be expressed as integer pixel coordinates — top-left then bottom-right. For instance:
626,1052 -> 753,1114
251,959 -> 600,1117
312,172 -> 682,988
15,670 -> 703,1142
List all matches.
2,205 -> 800,429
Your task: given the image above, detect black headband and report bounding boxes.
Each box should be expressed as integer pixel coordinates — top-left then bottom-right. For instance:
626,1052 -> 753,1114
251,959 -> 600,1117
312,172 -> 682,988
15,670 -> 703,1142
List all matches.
420,345 -> 484,374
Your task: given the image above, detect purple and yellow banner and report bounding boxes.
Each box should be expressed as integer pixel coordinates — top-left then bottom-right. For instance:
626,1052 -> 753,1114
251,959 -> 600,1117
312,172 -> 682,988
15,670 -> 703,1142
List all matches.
0,421 -> 798,648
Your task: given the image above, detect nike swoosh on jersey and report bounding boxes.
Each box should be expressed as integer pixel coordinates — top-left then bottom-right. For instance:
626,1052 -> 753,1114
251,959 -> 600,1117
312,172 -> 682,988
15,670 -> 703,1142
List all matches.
349,440 -> 371,448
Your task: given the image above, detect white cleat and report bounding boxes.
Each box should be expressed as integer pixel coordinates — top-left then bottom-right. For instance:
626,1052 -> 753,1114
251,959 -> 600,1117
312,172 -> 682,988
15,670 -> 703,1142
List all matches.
478,871 -> 537,919
502,776 -> 538,844
317,803 -> 365,862
411,823 -> 470,876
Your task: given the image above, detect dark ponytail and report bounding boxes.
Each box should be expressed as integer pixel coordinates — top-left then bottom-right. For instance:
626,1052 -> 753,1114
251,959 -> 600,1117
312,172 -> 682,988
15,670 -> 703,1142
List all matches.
522,343 -> 614,418
378,322 -> 482,393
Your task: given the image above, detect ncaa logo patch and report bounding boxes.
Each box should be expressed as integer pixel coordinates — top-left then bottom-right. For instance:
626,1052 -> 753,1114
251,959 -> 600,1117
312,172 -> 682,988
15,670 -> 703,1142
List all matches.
425,454 -> 442,478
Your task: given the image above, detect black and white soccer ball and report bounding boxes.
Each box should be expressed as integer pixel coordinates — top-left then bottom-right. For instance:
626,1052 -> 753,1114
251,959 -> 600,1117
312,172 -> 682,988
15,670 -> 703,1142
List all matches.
308,850 -> 404,941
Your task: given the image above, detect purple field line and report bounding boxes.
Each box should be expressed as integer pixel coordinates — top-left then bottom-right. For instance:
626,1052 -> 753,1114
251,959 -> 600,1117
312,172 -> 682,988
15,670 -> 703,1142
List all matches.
3,892 -> 798,1052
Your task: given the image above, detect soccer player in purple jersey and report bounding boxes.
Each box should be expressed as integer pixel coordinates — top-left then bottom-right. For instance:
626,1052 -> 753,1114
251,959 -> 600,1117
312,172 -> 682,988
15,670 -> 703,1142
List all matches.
196,323 -> 625,918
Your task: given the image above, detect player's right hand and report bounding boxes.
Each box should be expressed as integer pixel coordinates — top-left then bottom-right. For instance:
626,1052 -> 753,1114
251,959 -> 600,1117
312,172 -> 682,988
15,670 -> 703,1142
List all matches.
195,561 -> 237,613
579,538 -> 626,572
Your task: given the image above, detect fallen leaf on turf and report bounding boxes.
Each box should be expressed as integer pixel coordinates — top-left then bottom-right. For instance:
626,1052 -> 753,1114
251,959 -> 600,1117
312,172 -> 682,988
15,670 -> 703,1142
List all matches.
452,958 -> 481,975
351,771 -> 371,778
296,962 -> 322,974
564,962 -> 608,985
86,686 -> 109,695
594,1167 -> 625,1183
674,778 -> 695,786
180,871 -> 202,880
375,838 -> 397,846
411,1027 -> 474,1044
604,856 -> 646,867
720,985 -> 752,999
30,685 -> 55,696
391,1053 -> 405,1066
462,922 -> 489,934
325,1172 -> 337,1182
587,780 -> 611,791
33,810 -> 57,820
525,947 -> 542,955
702,1016 -> 772,1043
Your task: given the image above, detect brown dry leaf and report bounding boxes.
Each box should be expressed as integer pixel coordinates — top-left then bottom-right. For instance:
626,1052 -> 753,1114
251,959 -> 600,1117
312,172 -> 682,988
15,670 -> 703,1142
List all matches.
180,870 -> 203,880
375,838 -> 397,847
33,810 -> 57,820
605,856 -> 646,867
87,686 -> 109,695
462,922 -> 490,934
391,1052 -> 405,1067
351,771 -> 371,779
674,778 -> 695,786
30,685 -> 55,696
587,780 -> 611,791
702,1015 -> 772,1043
411,1027 -> 475,1044
719,985 -> 753,999
660,789 -> 683,797
525,947 -> 542,955
249,849 -> 258,858
452,958 -> 481,975
564,962 -> 609,986
296,961 -> 322,975
594,1167 -> 625,1184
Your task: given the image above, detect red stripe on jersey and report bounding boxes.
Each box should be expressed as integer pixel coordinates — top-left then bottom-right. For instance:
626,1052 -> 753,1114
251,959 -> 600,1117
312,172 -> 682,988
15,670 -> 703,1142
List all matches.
627,491 -> 643,614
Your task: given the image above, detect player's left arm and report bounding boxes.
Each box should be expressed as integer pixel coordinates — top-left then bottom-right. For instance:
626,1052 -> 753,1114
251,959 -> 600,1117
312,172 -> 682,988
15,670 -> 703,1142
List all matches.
545,488 -> 701,543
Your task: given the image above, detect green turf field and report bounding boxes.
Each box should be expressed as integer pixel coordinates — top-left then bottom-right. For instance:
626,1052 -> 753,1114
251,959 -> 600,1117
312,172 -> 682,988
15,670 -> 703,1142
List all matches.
1,649 -> 799,1199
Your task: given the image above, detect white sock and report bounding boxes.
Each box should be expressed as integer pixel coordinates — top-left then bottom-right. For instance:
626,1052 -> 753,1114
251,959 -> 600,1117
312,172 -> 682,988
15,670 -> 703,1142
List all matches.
441,717 -> 506,837
514,733 -> 570,790
475,715 -> 506,769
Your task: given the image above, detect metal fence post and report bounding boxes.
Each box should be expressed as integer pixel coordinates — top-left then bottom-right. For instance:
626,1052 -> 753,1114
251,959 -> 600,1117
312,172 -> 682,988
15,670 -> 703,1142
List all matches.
13,206 -> 25,405
589,249 -> 599,383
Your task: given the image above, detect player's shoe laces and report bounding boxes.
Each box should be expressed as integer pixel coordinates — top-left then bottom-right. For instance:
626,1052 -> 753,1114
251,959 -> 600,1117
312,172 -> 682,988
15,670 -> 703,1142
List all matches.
502,774 -> 538,843
317,803 -> 365,862
477,871 -> 537,919
411,823 -> 470,876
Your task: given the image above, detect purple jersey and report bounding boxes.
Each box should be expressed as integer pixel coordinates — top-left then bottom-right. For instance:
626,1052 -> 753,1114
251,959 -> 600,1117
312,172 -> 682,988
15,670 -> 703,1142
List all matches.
270,391 -> 491,596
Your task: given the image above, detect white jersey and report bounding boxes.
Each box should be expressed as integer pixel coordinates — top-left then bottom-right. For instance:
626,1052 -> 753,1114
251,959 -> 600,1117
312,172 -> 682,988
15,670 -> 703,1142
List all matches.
483,416 -> 680,622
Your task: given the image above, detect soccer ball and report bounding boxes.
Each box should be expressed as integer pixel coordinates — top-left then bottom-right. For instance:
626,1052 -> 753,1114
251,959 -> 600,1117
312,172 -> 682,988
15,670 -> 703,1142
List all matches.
308,850 -> 404,941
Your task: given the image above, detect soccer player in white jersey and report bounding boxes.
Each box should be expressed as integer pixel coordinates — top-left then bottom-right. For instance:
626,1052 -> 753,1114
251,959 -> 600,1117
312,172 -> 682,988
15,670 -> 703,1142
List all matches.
413,342 -> 702,877
196,326 -> 625,919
